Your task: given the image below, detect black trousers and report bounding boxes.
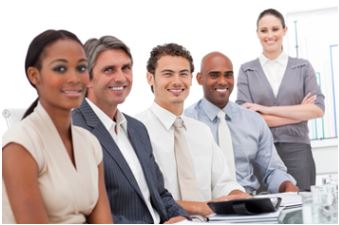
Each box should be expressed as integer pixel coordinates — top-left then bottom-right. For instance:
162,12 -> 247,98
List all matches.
275,142 -> 316,191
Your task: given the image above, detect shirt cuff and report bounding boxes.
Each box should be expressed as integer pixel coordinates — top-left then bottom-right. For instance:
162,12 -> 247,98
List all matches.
267,171 -> 296,193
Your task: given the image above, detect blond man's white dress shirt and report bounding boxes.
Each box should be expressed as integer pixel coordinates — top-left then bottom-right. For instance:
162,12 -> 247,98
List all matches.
136,102 -> 244,201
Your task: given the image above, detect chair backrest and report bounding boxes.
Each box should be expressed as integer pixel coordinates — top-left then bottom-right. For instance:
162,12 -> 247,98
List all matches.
2,108 -> 26,129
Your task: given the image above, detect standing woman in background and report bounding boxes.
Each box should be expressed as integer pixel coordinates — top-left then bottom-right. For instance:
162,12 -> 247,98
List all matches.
2,30 -> 112,223
236,8 -> 325,191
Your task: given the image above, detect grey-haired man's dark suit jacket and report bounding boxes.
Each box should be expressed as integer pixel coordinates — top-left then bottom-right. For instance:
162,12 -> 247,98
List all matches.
72,100 -> 188,223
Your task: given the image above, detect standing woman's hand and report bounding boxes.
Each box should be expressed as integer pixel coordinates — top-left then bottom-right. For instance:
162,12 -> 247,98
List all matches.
301,92 -> 317,105
242,102 -> 270,114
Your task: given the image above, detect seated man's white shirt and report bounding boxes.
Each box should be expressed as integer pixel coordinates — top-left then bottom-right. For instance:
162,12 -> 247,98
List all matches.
136,102 -> 244,201
87,99 -> 160,223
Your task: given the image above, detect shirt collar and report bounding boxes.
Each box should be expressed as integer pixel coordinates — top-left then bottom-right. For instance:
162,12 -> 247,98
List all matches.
86,98 -> 127,132
114,110 -> 127,133
259,53 -> 269,66
150,102 -> 182,130
277,51 -> 288,66
200,98 -> 232,122
259,51 -> 288,66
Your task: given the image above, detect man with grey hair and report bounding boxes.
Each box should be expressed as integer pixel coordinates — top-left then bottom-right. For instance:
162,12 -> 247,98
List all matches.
72,36 -> 188,223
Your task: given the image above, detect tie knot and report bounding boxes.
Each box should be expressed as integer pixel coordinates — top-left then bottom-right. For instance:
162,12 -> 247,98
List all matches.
217,110 -> 226,120
173,117 -> 185,128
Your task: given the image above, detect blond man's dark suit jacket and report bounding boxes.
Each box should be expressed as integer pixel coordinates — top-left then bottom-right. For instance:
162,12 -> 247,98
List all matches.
72,100 -> 188,223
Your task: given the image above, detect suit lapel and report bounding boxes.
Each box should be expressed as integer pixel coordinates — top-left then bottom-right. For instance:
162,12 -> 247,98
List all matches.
127,123 -> 160,208
127,125 -> 152,183
79,101 -> 144,199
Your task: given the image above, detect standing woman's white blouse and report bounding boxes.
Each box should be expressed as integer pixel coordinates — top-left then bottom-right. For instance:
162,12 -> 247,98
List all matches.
259,51 -> 288,97
2,102 -> 103,224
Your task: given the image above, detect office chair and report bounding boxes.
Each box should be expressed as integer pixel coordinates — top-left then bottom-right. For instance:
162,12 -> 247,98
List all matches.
2,108 -> 25,129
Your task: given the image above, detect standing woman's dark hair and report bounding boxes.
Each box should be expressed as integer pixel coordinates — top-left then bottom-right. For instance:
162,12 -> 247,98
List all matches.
22,29 -> 82,119
256,8 -> 286,30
